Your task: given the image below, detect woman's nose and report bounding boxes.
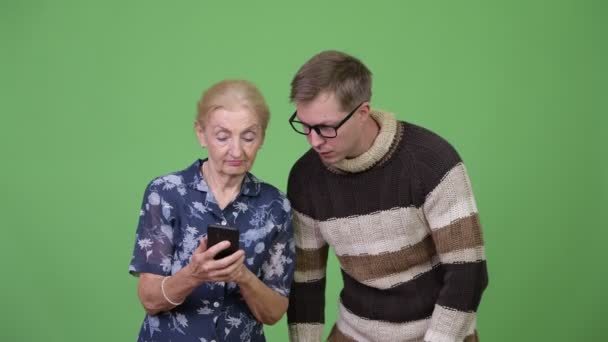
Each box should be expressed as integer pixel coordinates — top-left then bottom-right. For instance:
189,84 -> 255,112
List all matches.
229,140 -> 244,157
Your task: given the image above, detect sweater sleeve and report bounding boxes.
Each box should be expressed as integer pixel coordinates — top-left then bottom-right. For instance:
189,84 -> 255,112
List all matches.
422,162 -> 488,342
286,161 -> 329,342
287,209 -> 329,341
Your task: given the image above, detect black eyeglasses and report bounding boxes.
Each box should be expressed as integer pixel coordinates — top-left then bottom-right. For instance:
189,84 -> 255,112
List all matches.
288,101 -> 367,138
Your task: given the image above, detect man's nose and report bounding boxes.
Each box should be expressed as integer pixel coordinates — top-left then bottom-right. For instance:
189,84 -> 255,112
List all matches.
307,129 -> 325,149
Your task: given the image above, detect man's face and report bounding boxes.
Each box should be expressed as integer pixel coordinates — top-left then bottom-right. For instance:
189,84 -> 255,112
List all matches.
295,92 -> 365,165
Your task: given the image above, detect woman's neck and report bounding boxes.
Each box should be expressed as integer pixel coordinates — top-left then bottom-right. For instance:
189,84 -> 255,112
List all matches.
202,161 -> 244,209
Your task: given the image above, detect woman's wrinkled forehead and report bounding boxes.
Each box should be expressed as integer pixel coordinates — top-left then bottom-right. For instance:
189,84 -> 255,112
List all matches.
204,107 -> 262,131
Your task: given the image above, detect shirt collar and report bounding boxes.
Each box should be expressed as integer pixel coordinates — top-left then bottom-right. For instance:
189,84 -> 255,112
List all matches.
183,159 -> 261,197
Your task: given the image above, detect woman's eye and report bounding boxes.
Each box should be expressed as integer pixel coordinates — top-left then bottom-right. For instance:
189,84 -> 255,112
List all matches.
216,135 -> 229,141
242,133 -> 256,142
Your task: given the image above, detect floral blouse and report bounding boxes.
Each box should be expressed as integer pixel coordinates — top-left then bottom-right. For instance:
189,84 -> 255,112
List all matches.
129,159 -> 295,342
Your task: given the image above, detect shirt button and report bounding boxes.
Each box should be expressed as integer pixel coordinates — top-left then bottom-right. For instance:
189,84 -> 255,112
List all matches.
220,220 -> 227,225
213,301 -> 220,308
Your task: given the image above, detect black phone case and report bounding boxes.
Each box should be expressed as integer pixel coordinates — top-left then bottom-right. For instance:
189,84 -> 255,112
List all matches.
207,224 -> 240,260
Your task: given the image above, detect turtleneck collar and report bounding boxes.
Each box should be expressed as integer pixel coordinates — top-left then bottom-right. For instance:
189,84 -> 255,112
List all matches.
329,110 -> 399,173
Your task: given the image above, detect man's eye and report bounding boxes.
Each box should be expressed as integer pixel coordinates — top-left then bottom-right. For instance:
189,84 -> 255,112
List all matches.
296,123 -> 311,133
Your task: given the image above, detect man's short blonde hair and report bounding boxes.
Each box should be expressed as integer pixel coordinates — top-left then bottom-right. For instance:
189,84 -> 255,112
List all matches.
290,50 -> 372,111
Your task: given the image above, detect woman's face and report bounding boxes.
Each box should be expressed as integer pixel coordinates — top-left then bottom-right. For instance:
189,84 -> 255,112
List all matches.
196,107 -> 264,178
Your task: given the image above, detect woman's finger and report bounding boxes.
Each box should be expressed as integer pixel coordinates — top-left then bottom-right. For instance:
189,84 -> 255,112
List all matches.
194,237 -> 208,254
208,254 -> 246,279
204,241 -> 232,259
206,250 -> 245,271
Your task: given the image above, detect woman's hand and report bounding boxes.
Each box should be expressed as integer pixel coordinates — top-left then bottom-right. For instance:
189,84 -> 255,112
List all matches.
186,238 -> 248,284
185,237 -> 288,325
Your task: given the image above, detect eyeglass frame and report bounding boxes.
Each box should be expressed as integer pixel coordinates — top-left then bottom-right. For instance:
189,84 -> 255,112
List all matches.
288,100 -> 368,138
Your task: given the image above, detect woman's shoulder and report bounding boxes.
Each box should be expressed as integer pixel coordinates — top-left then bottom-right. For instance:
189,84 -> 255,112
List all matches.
246,173 -> 291,211
143,160 -> 202,198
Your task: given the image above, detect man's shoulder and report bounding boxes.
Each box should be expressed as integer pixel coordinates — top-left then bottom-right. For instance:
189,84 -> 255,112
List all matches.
399,122 -> 466,193
288,148 -> 321,179
401,121 -> 462,168
286,149 -> 324,209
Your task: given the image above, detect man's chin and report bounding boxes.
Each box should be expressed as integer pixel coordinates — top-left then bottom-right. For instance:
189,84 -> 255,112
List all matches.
318,152 -> 341,165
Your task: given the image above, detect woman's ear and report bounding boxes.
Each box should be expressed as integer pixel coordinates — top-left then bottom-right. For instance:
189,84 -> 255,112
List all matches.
195,121 -> 208,148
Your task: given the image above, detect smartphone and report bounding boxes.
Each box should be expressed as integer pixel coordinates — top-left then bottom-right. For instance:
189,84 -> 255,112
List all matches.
206,224 -> 240,260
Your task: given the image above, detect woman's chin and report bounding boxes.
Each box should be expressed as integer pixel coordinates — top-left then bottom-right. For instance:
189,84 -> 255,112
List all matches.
222,165 -> 250,176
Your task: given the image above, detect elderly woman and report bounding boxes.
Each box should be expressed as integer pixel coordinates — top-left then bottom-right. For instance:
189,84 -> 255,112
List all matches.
128,80 -> 295,342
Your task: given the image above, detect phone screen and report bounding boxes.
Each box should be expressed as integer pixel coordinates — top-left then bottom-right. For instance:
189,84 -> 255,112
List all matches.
207,224 -> 240,260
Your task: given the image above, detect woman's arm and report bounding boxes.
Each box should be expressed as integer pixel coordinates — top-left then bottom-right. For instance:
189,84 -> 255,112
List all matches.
236,198 -> 295,325
137,271 -> 197,315
137,239 -> 245,315
234,197 -> 295,325
236,269 -> 289,325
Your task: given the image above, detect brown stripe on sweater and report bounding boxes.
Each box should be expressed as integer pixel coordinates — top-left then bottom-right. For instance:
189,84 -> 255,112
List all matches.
337,235 -> 436,281
295,245 -> 329,273
328,325 -> 358,342
432,214 -> 483,254
465,331 -> 480,342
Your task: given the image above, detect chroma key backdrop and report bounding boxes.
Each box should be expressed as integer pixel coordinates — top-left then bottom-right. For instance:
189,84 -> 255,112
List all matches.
1,1 -> 606,341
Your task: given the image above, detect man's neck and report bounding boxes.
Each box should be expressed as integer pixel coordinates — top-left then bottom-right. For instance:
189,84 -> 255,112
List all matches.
348,116 -> 381,159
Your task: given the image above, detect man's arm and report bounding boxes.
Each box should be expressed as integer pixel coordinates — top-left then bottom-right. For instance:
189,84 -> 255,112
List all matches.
423,162 -> 489,342
287,209 -> 329,342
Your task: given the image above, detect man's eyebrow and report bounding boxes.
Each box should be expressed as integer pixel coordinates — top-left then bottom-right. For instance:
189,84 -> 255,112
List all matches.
296,115 -> 339,127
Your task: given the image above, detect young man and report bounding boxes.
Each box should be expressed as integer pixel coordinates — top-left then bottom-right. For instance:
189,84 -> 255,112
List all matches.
286,50 -> 488,342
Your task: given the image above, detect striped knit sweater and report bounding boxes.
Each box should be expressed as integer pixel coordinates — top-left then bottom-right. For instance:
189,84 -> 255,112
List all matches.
286,110 -> 488,342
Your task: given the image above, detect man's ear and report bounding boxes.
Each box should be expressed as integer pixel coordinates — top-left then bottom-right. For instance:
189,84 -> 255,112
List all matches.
357,101 -> 372,122
195,121 -> 208,148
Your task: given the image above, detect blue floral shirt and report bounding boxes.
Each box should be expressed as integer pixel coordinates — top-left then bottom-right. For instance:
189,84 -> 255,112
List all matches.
129,159 -> 295,342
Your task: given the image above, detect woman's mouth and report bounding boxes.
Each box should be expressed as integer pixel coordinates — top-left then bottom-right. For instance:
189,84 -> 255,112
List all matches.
226,160 -> 244,167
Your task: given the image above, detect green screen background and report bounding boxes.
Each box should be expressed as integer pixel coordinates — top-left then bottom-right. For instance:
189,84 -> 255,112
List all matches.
1,1 -> 606,341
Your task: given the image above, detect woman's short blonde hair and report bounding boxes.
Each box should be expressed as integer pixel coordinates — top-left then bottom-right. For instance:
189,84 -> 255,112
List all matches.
196,80 -> 270,133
